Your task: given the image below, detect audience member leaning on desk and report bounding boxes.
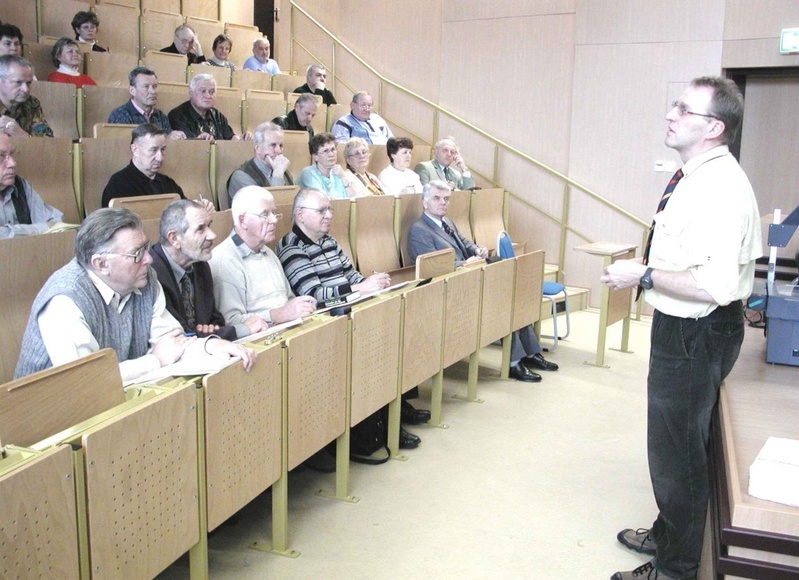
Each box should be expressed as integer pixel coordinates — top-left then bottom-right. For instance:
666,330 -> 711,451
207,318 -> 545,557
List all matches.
14,207 -> 255,383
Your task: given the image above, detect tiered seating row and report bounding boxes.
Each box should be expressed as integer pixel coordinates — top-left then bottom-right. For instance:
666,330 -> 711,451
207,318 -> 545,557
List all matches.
0,225 -> 545,578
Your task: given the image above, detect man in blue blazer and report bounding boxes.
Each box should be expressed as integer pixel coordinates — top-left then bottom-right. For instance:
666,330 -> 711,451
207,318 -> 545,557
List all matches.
407,180 -> 558,382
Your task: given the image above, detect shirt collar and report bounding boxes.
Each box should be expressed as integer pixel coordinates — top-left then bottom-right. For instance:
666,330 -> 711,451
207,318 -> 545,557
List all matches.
86,268 -> 140,312
161,244 -> 189,282
681,145 -> 730,178
425,212 -> 444,228
231,230 -> 268,258
129,98 -> 149,116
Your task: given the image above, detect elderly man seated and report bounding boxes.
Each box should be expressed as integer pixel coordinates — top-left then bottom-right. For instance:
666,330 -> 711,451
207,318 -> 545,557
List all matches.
149,199 -> 268,341
414,136 -> 475,190
227,121 -> 293,203
331,91 -> 393,145
408,180 -> 559,383
242,37 -> 280,74
161,24 -> 206,65
0,132 -> 64,238
293,64 -> 337,106
168,74 -> 252,142
108,67 -> 186,140
272,93 -> 317,138
15,207 -> 255,382
276,187 -> 427,449
0,55 -> 53,137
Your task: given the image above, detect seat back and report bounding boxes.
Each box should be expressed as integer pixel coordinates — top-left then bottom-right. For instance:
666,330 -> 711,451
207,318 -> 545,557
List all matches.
471,188 -> 506,251
92,123 -> 137,139
139,9 -> 184,56
142,0 -> 180,13
367,143 -> 390,175
159,139 -> 214,201
447,189 -> 473,242
0,349 -> 123,447
231,68 -> 274,92
21,43 -> 53,83
82,84 -> 131,136
327,103 -> 350,132
31,81 -> 78,139
282,130 -> 310,168
188,62 -> 231,88
185,15 -> 225,45
78,137 -> 134,215
84,51 -> 140,88
93,2 -> 140,57
11,136 -> 80,224
354,194 -> 400,273
271,74 -> 304,98
109,193 -> 181,221
330,198 -> 353,263
398,193 -> 424,267
242,89 -> 287,133
39,0 -> 91,39
497,230 -> 515,259
143,50 -> 187,84
214,85 -> 243,135
0,0 -> 36,46
213,139 -> 255,210
0,230 -> 77,383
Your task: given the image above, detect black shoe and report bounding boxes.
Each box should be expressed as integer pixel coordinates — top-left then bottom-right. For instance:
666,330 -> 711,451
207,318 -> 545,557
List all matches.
399,426 -> 421,449
303,449 -> 336,473
401,401 -> 431,425
522,352 -> 559,371
509,363 -> 542,382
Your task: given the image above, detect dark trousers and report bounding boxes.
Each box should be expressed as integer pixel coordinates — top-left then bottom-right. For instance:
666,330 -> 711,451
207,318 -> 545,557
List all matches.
648,301 -> 744,579
510,324 -> 542,362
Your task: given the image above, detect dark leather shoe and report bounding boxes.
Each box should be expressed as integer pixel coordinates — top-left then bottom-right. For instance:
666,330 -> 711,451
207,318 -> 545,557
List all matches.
401,401 -> 431,425
522,352 -> 559,372
399,426 -> 421,449
509,363 -> 542,382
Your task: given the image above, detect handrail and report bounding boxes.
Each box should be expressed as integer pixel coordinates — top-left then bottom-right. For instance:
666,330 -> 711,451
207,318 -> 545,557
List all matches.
288,0 -> 650,288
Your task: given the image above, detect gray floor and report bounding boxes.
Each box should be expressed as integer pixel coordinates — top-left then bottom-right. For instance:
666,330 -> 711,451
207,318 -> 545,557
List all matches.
160,309 -> 660,579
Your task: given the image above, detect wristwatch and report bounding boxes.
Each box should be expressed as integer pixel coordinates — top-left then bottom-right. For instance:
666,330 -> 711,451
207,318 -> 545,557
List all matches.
639,267 -> 654,290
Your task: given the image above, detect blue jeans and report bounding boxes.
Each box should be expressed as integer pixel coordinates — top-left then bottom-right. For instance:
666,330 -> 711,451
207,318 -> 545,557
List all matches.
648,301 -> 744,579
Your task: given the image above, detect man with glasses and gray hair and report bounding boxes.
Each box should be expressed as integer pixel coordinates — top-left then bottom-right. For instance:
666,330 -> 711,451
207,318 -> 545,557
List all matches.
168,73 -> 252,142
161,24 -> 206,65
210,185 -> 316,331
332,91 -> 393,144
227,121 -> 294,203
15,207 -> 255,381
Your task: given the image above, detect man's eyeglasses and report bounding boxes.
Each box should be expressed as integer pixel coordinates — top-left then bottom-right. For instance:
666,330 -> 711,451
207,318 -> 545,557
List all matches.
247,211 -> 283,221
671,101 -> 717,120
0,150 -> 17,165
357,103 -> 373,111
300,206 -> 333,215
103,241 -> 151,263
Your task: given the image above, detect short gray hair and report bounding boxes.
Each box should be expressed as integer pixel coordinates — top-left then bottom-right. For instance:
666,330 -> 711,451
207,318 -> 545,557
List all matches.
76,208 -> 142,267
159,199 -> 203,244
422,180 -> 451,200
0,55 -> 32,79
294,93 -> 318,109
291,188 -> 324,222
231,186 -> 274,223
253,121 -> 283,146
306,64 -> 325,79
252,37 -> 270,48
434,136 -> 457,149
51,37 -> 79,68
351,91 -> 370,105
189,73 -> 215,93
343,137 -> 369,159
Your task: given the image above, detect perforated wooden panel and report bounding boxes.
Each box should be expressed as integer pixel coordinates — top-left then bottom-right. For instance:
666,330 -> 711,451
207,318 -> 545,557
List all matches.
512,251 -> 544,331
204,343 -> 282,532
350,296 -> 402,426
285,316 -> 348,471
0,446 -> 78,579
82,384 -> 199,579
443,269 -> 482,368
479,259 -> 515,348
401,279 -> 445,393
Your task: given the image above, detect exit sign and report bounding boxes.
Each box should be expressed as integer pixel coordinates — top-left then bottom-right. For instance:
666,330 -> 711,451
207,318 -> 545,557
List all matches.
780,28 -> 799,54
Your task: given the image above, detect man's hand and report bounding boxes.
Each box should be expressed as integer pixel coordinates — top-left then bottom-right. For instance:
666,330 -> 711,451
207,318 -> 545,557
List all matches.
270,154 -> 290,177
205,339 -> 257,372
235,131 -> 254,141
600,259 -> 646,291
243,315 -> 269,334
474,245 -> 489,259
464,256 -> 484,265
270,296 -> 316,323
353,273 -> 391,294
453,150 -> 468,173
0,116 -> 26,137
196,132 -> 215,143
169,130 -> 187,140
196,198 -> 215,213
152,329 -> 196,367
195,323 -> 219,335
189,37 -> 203,57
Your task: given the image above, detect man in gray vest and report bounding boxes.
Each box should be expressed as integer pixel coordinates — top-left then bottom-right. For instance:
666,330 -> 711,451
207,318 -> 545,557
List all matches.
226,121 -> 293,204
15,207 -> 255,382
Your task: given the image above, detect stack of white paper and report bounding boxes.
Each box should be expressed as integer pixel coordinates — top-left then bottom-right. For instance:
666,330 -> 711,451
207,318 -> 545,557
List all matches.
749,437 -> 799,507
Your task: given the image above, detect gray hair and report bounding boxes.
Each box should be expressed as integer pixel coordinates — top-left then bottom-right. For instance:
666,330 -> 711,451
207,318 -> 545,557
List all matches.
51,37 -> 79,68
351,91 -> 370,104
306,63 -> 325,79
253,121 -> 284,146
294,93 -> 318,109
174,24 -> 194,37
434,136 -> 457,149
291,188 -> 324,222
343,137 -> 369,159
189,73 -> 215,93
76,208 -> 142,267
159,199 -> 203,244
128,66 -> 156,87
0,55 -> 33,78
231,185 -> 274,223
252,37 -> 270,48
422,180 -> 451,200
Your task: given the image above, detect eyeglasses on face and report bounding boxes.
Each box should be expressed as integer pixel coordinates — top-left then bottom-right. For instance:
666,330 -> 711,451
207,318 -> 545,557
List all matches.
247,211 -> 283,221
103,241 -> 151,263
671,101 -> 717,120
299,206 -> 333,215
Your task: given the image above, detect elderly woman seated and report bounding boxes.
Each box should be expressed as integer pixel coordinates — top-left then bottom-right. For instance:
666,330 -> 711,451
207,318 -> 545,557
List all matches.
47,37 -> 97,88
297,132 -> 360,199
378,136 -> 423,195
340,137 -> 386,196
206,34 -> 235,69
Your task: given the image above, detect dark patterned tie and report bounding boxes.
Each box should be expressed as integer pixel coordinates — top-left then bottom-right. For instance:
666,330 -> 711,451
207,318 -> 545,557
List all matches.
442,222 -> 456,239
637,169 -> 684,299
180,272 -> 196,330
443,166 -> 453,183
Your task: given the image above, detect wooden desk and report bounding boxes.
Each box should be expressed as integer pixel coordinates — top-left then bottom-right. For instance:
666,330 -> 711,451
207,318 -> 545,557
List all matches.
708,326 -> 799,578
575,242 -> 637,367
